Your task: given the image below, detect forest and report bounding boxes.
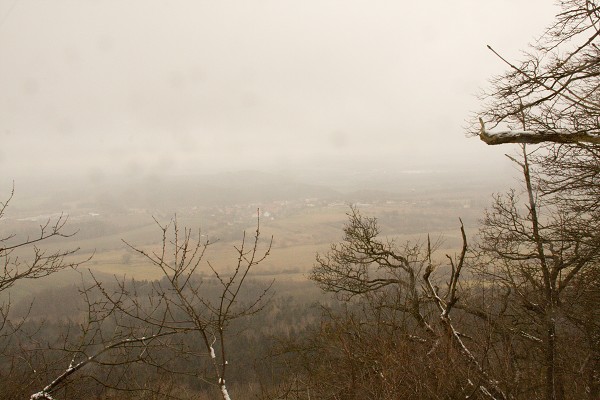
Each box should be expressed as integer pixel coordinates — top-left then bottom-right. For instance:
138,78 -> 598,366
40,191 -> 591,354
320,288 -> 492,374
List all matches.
1,1 -> 600,399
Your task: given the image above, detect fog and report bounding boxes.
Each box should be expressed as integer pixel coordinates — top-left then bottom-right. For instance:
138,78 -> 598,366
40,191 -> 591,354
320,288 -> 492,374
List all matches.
0,0 -> 557,185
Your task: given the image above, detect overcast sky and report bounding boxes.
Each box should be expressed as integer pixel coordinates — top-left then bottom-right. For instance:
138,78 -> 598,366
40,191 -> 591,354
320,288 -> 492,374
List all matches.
0,0 -> 558,182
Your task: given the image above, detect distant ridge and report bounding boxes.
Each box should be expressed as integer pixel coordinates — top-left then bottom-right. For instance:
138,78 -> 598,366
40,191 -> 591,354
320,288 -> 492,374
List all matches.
10,171 -> 341,213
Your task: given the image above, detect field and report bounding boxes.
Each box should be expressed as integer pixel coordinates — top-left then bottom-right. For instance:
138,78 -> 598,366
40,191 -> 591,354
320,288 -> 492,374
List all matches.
1,168 -> 513,301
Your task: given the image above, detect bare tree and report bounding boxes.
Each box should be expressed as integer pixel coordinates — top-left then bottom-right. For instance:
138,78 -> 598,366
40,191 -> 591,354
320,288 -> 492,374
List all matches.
474,1 -> 600,146
305,207 -> 507,399
472,5 -> 600,395
1,185 -> 86,300
90,213 -> 273,399
474,145 -> 600,400
0,184 -> 89,396
0,184 -> 272,399
301,195 -> 600,399
24,275 -> 180,400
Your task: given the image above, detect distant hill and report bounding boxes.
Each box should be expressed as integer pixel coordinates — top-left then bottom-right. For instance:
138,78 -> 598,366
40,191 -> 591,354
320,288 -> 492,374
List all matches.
8,170 -> 341,214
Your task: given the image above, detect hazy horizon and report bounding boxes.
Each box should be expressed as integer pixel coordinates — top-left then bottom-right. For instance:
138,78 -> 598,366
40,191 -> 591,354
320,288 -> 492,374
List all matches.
0,1 -> 558,186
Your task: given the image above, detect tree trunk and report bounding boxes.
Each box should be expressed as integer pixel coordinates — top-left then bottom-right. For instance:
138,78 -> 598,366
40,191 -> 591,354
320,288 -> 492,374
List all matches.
544,309 -> 564,400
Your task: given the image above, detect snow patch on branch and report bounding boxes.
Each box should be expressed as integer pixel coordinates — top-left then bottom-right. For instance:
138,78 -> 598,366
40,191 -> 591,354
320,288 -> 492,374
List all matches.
479,118 -> 600,145
220,383 -> 232,400
518,330 -> 542,343
30,392 -> 54,400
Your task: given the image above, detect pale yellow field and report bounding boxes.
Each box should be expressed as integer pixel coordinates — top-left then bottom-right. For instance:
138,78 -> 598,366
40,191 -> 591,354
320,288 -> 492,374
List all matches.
77,203 -> 471,283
